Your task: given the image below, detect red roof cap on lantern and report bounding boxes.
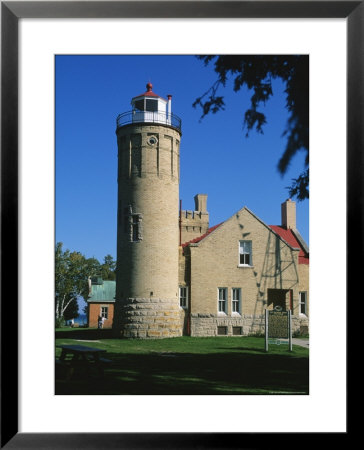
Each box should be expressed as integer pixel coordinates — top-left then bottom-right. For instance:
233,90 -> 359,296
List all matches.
132,82 -> 167,101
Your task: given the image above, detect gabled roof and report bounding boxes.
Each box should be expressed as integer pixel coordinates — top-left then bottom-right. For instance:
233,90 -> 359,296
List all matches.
181,223 -> 223,248
269,226 -> 309,264
181,206 -> 309,265
87,280 -> 116,303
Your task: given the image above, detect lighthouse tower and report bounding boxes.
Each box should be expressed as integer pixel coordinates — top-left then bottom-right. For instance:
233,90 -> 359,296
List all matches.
113,83 -> 183,338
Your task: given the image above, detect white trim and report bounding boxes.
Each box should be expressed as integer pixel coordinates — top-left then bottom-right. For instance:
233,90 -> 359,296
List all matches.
100,305 -> 109,319
299,291 -> 307,316
217,287 -> 228,314
239,240 -> 253,267
179,285 -> 188,309
231,287 -> 241,315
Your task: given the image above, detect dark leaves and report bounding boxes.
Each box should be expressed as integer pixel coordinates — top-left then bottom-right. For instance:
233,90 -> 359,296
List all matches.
244,109 -> 267,135
194,55 -> 309,200
192,79 -> 225,119
287,169 -> 309,201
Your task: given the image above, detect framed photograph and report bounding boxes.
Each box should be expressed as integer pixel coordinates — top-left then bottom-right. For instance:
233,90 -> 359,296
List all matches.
2,1 -> 359,447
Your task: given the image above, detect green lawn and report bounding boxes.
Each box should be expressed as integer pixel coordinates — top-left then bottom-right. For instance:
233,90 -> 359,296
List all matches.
55,328 -> 309,395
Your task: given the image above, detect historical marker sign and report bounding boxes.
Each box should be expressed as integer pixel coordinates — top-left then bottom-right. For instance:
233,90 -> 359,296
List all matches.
265,306 -> 292,351
268,310 -> 289,338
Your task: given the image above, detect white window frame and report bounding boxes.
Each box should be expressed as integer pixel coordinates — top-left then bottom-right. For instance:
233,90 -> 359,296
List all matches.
179,286 -> 188,309
231,288 -> 241,315
218,287 -> 227,314
101,306 -> 109,319
299,291 -> 307,315
239,240 -> 253,267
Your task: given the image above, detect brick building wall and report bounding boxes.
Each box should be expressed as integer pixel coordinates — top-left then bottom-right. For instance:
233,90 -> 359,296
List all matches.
179,206 -> 309,336
88,302 -> 115,328
298,264 -> 309,332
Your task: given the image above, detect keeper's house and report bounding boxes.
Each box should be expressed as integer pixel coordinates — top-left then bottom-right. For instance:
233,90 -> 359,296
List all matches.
87,277 -> 115,329
179,197 -> 309,337
87,197 -> 309,336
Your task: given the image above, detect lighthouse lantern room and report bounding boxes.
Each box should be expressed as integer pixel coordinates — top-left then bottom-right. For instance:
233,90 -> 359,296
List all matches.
116,82 -> 180,131
131,82 -> 172,125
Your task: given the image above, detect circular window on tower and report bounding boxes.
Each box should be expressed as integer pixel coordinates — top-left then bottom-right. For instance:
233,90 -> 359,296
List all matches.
147,135 -> 158,147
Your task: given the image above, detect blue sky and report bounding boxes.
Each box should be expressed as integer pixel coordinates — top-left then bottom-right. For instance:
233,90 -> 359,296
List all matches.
56,55 -> 309,263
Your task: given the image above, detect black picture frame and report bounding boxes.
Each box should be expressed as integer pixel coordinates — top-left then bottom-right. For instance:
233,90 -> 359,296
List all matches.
1,1 -> 358,448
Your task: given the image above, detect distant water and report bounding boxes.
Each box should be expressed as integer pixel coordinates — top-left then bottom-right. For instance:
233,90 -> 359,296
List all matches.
73,314 -> 87,325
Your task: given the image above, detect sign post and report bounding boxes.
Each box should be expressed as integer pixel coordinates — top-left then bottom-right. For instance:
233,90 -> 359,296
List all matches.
265,306 -> 292,352
265,309 -> 269,352
288,310 -> 292,351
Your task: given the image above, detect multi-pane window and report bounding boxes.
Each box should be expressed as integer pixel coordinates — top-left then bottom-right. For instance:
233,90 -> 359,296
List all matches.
239,241 -> 252,266
218,288 -> 227,313
299,292 -> 307,315
133,98 -> 158,112
101,306 -> 108,319
146,99 -> 158,112
232,288 -> 241,314
123,205 -> 142,242
134,99 -> 144,111
132,215 -> 139,242
179,286 -> 188,309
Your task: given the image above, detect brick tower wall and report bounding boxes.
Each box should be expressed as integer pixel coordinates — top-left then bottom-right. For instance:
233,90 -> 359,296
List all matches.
114,123 -> 183,338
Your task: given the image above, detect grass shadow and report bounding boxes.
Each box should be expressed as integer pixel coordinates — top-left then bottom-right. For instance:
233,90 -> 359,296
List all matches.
215,346 -> 267,353
55,328 -> 114,340
55,350 -> 309,395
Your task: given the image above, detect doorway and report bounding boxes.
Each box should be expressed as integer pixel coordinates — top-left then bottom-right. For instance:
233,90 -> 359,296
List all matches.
267,289 -> 292,311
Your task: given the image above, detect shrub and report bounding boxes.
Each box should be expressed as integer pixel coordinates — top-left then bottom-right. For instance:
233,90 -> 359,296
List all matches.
247,331 -> 265,338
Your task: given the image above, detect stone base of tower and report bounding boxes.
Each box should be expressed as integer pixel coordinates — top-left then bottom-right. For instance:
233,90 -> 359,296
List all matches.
113,298 -> 183,339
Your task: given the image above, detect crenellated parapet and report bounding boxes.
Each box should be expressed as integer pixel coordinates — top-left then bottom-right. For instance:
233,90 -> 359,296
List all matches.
180,194 -> 209,244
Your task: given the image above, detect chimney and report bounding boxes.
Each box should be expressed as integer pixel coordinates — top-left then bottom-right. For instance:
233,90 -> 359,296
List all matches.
194,194 -> 208,213
167,94 -> 172,115
281,199 -> 296,230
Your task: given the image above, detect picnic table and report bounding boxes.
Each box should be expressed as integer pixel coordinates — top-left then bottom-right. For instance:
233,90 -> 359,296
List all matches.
56,344 -> 111,380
